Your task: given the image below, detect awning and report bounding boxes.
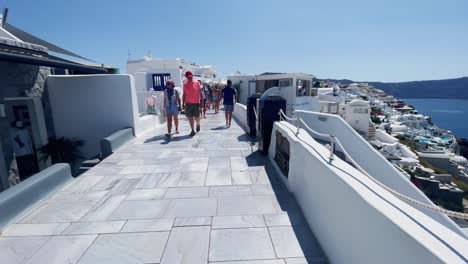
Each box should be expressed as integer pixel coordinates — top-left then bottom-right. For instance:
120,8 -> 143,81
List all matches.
3,23 -> 94,62
0,43 -> 107,74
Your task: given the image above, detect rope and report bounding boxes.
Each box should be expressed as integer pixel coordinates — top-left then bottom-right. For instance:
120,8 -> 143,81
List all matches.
278,109 -> 468,220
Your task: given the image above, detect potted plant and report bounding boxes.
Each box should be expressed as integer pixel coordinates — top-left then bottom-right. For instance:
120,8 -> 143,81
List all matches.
39,137 -> 85,176
234,82 -> 241,102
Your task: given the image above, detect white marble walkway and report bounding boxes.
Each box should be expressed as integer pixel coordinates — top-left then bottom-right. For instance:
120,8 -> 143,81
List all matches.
0,109 -> 328,264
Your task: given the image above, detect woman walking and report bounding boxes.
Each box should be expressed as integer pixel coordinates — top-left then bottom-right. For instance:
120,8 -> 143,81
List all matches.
213,85 -> 221,114
200,83 -> 209,118
163,80 -> 182,137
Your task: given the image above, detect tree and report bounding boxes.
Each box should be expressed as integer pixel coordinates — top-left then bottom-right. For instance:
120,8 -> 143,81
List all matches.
233,83 -> 241,101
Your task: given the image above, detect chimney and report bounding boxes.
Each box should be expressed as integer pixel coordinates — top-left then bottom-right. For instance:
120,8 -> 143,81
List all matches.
1,8 -> 8,28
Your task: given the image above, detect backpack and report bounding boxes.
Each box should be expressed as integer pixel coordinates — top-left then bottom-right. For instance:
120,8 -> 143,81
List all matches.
165,89 -> 179,105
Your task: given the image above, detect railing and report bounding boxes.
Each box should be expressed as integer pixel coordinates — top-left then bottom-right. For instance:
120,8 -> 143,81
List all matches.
253,105 -> 259,121
279,110 -> 335,161
278,109 -> 468,220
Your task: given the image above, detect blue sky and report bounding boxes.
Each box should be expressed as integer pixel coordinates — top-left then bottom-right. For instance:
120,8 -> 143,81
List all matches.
1,0 -> 467,82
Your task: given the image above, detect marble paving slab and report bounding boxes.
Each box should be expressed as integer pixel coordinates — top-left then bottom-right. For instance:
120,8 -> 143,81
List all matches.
77,232 -> 169,264
160,226 -> 210,264
26,235 -> 97,264
19,202 -> 95,223
0,236 -> 51,264
62,221 -> 125,235
0,111 -> 327,264
209,228 -> 276,261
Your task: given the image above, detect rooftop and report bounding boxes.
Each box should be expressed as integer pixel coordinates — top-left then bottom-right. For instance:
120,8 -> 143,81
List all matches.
0,113 -> 327,264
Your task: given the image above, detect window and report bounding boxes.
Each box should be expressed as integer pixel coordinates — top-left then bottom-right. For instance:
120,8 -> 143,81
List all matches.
279,79 -> 292,87
296,79 -> 310,97
152,73 -> 171,91
353,108 -> 369,114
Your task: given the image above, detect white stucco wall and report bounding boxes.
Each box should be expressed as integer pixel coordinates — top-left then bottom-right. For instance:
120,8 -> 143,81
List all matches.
233,103 -> 248,133
344,101 -> 371,137
295,96 -> 320,112
137,115 -> 164,136
269,122 -> 468,264
295,110 -> 466,237
228,75 -> 256,105
47,74 -> 139,159
132,70 -> 183,114
375,129 -> 399,144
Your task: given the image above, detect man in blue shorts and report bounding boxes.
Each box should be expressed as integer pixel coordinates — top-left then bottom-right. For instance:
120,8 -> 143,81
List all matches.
222,80 -> 237,127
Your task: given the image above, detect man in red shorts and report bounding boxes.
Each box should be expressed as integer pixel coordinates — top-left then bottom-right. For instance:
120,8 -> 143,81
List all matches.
182,71 -> 201,137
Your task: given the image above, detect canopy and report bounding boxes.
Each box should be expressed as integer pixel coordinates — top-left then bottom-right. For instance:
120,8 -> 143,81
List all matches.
3,23 -> 94,62
0,43 -> 107,73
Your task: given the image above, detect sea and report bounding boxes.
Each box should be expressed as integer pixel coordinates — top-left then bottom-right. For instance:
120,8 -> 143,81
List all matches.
402,99 -> 468,139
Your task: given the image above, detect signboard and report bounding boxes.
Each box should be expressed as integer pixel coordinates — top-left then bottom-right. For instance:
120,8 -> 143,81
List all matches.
274,131 -> 290,178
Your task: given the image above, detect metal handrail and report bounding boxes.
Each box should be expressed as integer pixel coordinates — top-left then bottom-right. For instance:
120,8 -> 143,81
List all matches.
280,109 -> 335,160
278,109 -> 468,220
253,106 -> 259,121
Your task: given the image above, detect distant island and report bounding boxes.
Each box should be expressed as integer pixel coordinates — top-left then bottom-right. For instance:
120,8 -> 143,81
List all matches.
322,77 -> 468,99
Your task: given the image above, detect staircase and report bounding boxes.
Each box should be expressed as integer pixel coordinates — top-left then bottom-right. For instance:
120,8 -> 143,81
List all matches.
368,120 -> 376,140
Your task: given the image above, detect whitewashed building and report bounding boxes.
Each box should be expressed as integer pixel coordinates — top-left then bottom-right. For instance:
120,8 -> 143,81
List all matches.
343,100 -> 371,137
127,57 -> 221,113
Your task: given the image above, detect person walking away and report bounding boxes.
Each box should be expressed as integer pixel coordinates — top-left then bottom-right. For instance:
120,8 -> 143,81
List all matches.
198,80 -> 204,117
213,85 -> 221,114
200,82 -> 209,118
222,80 -> 237,127
183,71 -> 201,137
208,85 -> 213,109
163,80 -> 181,137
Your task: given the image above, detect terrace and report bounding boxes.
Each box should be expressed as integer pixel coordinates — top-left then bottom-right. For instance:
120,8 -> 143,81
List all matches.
0,112 -> 326,264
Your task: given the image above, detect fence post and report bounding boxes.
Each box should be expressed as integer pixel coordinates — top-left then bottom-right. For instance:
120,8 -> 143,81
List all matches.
329,136 -> 335,161
296,119 -> 300,135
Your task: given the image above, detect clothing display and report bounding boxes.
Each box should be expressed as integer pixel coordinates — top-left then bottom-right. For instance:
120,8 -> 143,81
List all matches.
146,94 -> 157,114
10,126 -> 38,180
10,127 -> 33,157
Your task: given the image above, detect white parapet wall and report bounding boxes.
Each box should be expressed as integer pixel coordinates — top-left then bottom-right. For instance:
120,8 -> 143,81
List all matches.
233,103 -> 248,133
228,75 -> 257,105
137,114 -> 165,136
269,121 -> 468,264
47,74 -> 140,159
375,128 -> 399,144
295,110 -> 466,237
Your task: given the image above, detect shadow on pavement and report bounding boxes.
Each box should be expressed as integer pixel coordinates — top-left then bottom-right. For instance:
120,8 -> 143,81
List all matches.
211,126 -> 229,131
144,135 -> 167,143
170,135 -> 192,141
251,155 -> 328,262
